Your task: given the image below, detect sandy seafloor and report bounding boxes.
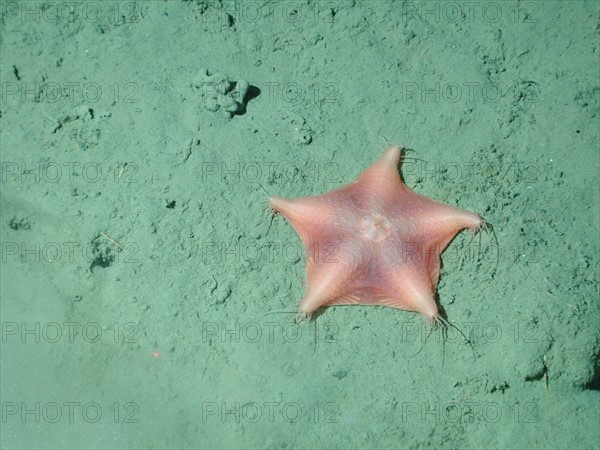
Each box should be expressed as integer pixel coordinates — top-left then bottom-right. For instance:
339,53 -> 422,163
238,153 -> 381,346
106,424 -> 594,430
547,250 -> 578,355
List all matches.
1,1 -> 599,448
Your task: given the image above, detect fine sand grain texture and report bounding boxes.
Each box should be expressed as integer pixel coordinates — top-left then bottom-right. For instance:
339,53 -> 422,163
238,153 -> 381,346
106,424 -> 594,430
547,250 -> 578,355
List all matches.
1,1 -> 598,448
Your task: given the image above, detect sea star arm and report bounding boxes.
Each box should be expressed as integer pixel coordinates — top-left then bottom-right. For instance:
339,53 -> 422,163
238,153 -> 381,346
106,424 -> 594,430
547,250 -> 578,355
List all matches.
298,239 -> 364,316
269,195 -> 340,245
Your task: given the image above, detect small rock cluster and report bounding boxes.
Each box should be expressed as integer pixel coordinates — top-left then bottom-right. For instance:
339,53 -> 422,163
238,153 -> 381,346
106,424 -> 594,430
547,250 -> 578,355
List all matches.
193,68 -> 250,117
